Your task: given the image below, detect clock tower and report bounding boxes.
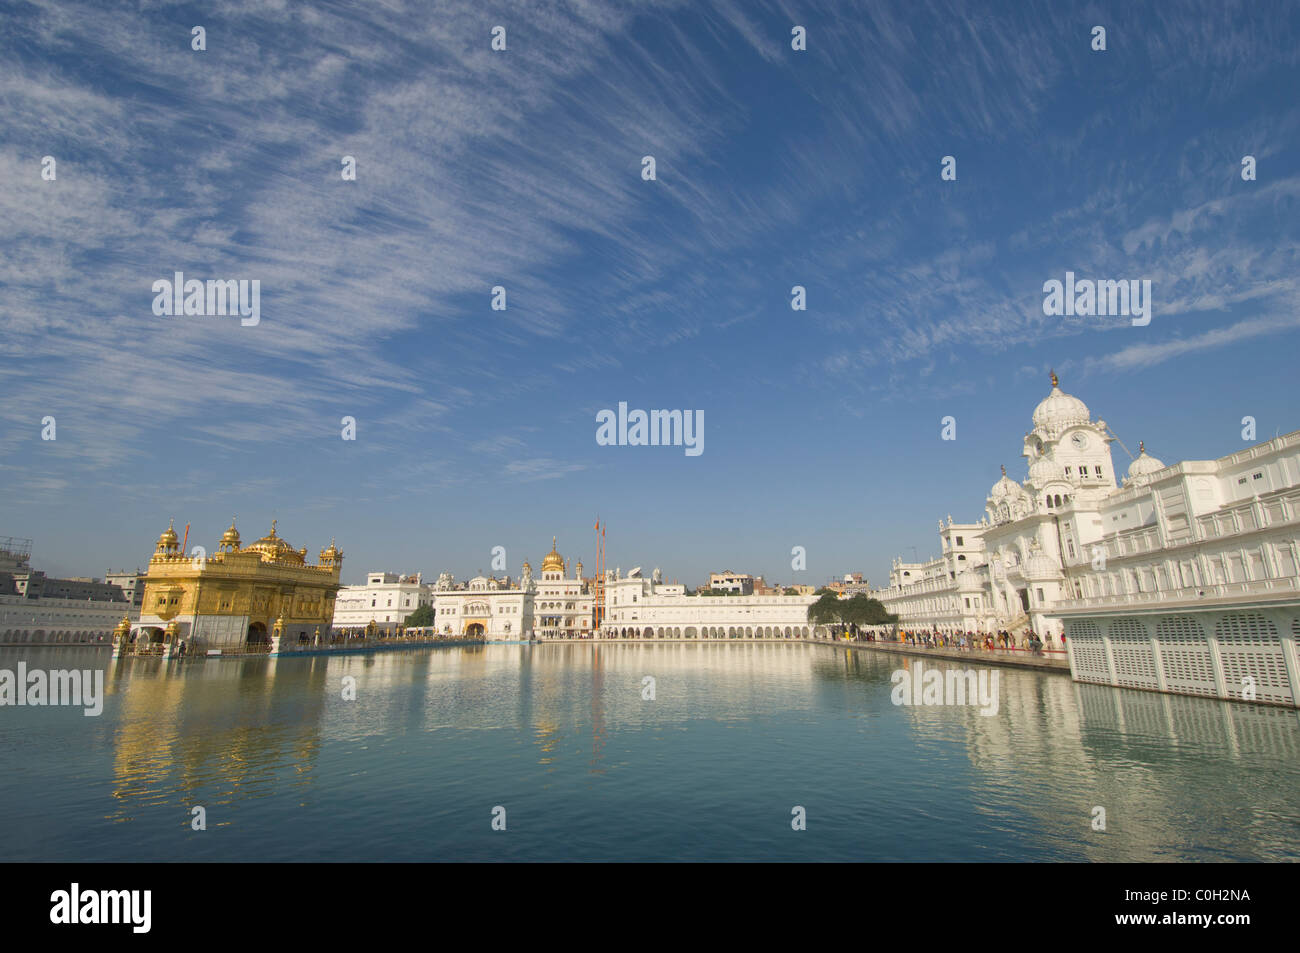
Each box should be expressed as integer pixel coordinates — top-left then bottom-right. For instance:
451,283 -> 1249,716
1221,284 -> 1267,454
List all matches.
1022,371 -> 1118,500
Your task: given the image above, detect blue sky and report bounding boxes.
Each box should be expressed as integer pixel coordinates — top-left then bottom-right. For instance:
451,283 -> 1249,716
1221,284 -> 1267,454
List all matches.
3,0 -> 1299,587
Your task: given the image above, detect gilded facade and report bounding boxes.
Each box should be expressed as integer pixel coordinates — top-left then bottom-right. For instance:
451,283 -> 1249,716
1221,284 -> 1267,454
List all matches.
120,519 -> 343,655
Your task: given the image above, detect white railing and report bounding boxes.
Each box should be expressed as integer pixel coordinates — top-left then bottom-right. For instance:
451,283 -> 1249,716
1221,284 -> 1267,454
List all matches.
1055,575 -> 1300,610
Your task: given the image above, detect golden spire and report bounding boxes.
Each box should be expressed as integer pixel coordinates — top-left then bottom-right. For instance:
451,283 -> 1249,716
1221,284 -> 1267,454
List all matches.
1138,440 -> 1145,454
1001,464 -> 1006,476
1050,369 -> 1059,388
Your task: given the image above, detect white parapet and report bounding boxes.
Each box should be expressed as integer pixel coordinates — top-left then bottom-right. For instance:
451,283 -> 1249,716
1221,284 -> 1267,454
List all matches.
1060,601 -> 1300,708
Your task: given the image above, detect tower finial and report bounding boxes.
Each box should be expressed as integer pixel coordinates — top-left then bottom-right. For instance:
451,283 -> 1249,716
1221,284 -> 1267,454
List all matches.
1001,464 -> 1006,476
270,518 -> 277,536
1138,440 -> 1145,454
1050,368 -> 1059,388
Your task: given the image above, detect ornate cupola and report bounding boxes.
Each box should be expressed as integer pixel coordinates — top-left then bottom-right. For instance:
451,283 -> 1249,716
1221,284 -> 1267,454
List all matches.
155,519 -> 180,555
541,537 -> 565,576
319,537 -> 342,569
987,465 -> 1032,525
218,517 -> 241,553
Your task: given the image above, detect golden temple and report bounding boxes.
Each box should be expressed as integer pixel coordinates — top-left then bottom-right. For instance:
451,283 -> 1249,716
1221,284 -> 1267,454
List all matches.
118,518 -> 342,655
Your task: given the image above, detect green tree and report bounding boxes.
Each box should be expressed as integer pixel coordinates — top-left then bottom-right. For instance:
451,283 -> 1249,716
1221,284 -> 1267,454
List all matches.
807,593 -> 897,630
807,592 -> 842,626
405,605 -> 435,627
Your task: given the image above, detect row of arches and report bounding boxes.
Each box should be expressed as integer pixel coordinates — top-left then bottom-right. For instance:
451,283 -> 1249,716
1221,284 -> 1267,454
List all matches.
604,625 -> 822,639
0,630 -> 112,644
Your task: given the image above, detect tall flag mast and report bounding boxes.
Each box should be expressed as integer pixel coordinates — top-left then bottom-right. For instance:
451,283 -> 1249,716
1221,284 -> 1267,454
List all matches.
594,518 -> 605,632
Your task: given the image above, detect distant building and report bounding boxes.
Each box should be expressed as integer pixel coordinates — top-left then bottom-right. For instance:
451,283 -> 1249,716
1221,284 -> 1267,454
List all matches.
429,538 -> 592,639
333,571 -> 433,632
0,537 -> 134,646
826,573 -> 873,597
708,571 -> 753,595
603,567 -> 818,638
105,570 -> 147,609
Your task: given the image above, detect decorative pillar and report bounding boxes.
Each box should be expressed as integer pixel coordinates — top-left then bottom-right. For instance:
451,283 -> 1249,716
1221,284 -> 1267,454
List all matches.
270,615 -> 286,655
111,616 -> 132,659
162,621 -> 181,658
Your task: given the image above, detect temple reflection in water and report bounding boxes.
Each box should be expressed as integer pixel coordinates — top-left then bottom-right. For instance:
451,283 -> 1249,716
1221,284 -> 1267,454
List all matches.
27,641 -> 1292,861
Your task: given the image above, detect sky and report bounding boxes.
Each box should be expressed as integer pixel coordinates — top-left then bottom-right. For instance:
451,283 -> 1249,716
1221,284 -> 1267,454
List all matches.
2,0 -> 1299,588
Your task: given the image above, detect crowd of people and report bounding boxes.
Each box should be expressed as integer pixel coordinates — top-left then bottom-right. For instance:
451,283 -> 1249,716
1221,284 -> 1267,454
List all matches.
888,628 -> 1063,655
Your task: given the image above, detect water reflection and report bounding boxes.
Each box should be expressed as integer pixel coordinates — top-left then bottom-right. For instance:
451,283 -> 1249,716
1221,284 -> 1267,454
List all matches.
0,643 -> 1297,861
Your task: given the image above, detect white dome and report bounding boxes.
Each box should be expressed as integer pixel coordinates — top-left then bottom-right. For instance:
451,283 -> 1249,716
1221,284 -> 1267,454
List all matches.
1024,550 -> 1061,580
1126,442 -> 1166,482
1032,372 -> 1091,437
1028,456 -> 1065,485
989,465 -> 1028,502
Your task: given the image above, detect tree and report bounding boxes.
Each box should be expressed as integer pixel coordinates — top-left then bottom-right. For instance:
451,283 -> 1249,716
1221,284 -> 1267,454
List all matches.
807,592 -> 842,626
405,605 -> 435,627
841,594 -> 897,626
807,593 -> 897,630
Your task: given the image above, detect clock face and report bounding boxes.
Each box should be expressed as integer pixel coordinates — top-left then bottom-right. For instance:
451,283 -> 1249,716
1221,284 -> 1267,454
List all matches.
1071,432 -> 1089,450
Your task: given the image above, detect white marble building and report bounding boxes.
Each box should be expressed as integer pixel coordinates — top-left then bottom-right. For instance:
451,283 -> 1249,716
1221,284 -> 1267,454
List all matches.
600,567 -> 820,639
872,372 -> 1300,707
431,572 -> 531,640
0,594 -> 132,646
531,538 -> 595,638
429,539 -> 592,640
333,571 -> 433,631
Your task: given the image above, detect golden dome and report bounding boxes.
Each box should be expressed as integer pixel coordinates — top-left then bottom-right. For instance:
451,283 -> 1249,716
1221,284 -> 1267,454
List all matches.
246,519 -> 304,565
320,537 -> 342,561
541,536 -> 565,574
156,519 -> 179,552
219,518 -> 241,550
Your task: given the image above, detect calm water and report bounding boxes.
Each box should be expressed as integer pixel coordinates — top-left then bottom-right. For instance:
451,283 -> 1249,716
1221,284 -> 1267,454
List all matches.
1,643 -> 1297,862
